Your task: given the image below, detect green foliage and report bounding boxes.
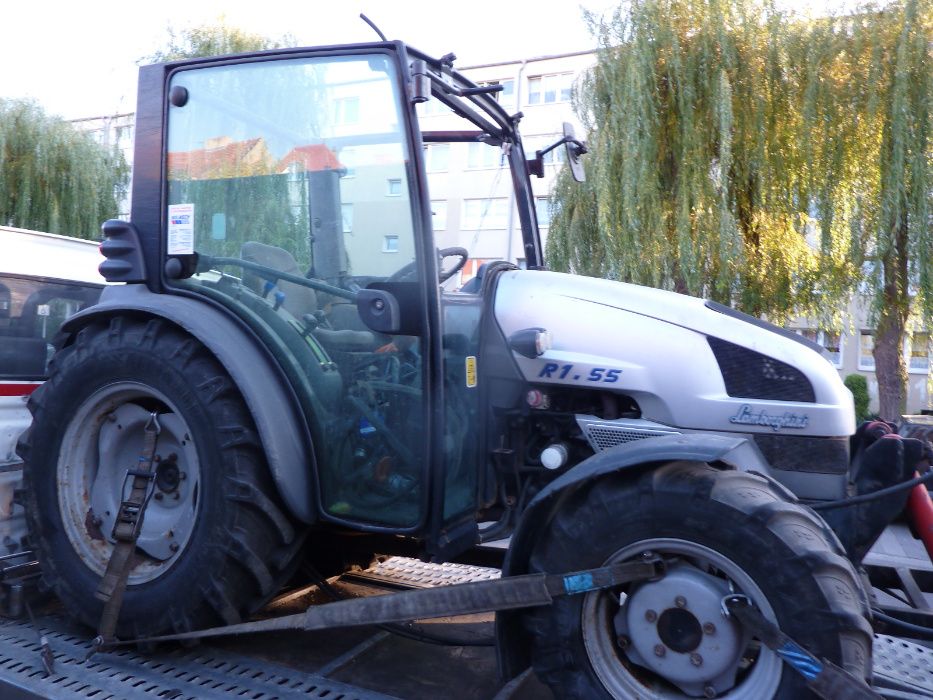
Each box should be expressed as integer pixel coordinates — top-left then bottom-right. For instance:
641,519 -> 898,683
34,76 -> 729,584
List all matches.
548,0 -> 932,332
145,18 -> 296,62
844,373 -> 871,422
0,99 -> 128,239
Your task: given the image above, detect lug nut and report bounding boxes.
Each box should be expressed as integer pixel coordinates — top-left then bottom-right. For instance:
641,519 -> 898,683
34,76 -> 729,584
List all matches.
654,644 -> 666,657
169,542 -> 180,552
704,685 -> 717,698
690,652 -> 703,667
154,492 -> 164,501
675,596 -> 687,608
617,636 -> 630,650
645,609 -> 657,622
703,622 -> 716,635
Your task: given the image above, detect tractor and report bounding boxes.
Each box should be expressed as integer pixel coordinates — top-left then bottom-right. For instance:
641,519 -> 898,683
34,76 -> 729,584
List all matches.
17,35 -> 933,699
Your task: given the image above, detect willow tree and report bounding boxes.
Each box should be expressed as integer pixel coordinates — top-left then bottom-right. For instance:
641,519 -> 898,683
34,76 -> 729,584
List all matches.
145,20 -> 294,62
548,0 -> 931,420
0,99 -> 128,239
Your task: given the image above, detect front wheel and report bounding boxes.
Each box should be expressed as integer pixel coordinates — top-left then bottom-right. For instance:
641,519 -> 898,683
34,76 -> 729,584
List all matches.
19,317 -> 303,638
523,463 -> 872,699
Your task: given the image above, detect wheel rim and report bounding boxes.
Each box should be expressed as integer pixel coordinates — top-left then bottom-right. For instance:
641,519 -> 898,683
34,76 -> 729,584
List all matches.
582,538 -> 783,699
57,382 -> 201,585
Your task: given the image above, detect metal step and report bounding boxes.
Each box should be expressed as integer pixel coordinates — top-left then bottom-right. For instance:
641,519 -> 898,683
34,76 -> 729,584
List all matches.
345,556 -> 500,590
873,634 -> 933,698
0,615 -> 397,700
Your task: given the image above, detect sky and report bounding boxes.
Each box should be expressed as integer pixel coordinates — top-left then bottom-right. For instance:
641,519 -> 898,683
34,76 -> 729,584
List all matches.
2,0 -> 861,121
1,1 -> 614,120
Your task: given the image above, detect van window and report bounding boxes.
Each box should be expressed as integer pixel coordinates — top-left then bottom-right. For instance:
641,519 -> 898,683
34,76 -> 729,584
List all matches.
0,276 -> 102,380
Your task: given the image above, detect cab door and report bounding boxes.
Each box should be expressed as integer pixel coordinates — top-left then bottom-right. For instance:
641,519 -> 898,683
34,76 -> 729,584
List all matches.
162,49 -> 438,531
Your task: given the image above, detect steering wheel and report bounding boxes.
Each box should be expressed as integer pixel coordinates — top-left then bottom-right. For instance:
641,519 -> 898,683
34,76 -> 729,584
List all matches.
389,247 -> 469,283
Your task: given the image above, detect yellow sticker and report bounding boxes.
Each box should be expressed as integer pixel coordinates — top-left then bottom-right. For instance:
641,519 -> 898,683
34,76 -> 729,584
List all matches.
465,356 -> 478,388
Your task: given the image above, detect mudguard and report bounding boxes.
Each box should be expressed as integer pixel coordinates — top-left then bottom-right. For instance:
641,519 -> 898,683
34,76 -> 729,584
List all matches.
60,284 -> 317,523
496,432 -> 765,679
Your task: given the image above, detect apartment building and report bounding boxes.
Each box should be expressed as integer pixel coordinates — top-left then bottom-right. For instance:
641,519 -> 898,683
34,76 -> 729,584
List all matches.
416,51 -> 597,278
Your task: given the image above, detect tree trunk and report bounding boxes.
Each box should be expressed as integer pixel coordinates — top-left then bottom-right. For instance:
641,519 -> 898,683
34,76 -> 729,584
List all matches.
873,306 -> 908,421
872,216 -> 911,422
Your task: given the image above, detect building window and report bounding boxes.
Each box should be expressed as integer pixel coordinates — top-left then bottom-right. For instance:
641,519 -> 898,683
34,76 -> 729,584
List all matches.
525,135 -> 566,165
797,329 -> 843,368
424,143 -> 450,172
431,200 -> 447,231
331,96 -> 360,125
859,330 -> 875,370
383,235 -> 399,253
527,73 -> 573,105
462,198 -> 509,230
387,178 -> 402,196
339,147 -> 357,178
467,142 -> 502,169
908,332 -> 931,373
535,197 -> 551,228
477,79 -> 515,109
341,204 -> 353,234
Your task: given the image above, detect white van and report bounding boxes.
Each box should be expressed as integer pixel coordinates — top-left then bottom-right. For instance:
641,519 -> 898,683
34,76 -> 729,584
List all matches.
0,227 -> 104,551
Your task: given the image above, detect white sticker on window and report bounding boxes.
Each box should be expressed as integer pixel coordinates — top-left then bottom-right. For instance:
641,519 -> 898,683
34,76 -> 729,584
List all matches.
167,203 -> 195,255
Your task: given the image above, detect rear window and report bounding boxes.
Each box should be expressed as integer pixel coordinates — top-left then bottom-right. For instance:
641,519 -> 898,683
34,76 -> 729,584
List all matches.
0,275 -> 102,380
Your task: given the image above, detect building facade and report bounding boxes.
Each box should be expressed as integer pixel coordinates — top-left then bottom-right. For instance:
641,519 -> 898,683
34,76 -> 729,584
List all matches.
415,51 -> 597,280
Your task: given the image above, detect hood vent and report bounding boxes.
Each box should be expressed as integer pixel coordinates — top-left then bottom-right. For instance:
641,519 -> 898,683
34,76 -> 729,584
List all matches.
576,416 -> 680,452
708,336 -> 815,403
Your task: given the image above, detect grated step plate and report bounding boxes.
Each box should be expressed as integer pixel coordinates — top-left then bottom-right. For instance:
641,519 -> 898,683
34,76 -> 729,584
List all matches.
0,615 -> 397,700
347,556 -> 500,590
873,634 -> 933,697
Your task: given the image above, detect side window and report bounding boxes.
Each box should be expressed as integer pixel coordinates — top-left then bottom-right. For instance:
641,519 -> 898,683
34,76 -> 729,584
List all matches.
0,276 -> 102,379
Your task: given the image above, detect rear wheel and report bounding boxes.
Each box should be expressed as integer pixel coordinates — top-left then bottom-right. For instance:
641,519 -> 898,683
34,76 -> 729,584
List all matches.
19,317 -> 303,638
523,462 -> 872,699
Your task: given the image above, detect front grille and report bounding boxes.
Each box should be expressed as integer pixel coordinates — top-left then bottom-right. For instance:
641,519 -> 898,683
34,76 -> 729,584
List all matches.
708,336 -> 815,403
754,434 -> 850,474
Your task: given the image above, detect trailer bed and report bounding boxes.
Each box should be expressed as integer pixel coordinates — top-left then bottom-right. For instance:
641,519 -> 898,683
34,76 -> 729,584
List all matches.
0,547 -> 930,699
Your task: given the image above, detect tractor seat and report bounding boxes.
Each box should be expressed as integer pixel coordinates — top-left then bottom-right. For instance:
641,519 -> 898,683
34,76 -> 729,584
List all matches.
239,242 -> 382,353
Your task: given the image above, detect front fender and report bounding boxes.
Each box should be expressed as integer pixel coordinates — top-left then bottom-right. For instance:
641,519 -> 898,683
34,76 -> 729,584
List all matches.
62,284 -> 317,523
496,433 -> 762,679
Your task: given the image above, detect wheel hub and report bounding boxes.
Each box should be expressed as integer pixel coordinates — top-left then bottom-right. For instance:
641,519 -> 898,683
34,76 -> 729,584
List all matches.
58,384 -> 201,584
656,607 -> 703,654
614,562 -> 748,697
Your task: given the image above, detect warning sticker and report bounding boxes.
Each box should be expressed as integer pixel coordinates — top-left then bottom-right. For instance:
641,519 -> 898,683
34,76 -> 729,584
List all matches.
465,356 -> 477,388
167,203 -> 195,254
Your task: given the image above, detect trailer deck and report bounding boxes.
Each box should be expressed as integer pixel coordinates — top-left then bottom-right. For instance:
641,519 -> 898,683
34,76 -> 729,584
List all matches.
0,530 -> 929,699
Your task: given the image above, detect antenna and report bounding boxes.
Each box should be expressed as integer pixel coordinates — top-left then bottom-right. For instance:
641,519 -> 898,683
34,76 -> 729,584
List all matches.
360,14 -> 388,41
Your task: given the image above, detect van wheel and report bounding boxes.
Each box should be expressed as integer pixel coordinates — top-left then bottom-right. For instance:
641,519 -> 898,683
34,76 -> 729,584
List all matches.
523,462 -> 872,699
18,317 -> 302,638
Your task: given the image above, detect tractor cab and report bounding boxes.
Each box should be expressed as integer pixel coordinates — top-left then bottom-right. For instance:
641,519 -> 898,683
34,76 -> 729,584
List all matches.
114,42 -> 552,553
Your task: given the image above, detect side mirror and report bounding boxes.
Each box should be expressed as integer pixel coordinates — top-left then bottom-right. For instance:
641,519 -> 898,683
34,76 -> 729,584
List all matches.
527,122 -> 588,182
563,122 -> 587,183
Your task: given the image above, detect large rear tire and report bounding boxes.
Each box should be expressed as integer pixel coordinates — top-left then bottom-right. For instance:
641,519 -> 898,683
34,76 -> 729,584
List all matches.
18,317 -> 303,638
523,462 -> 872,699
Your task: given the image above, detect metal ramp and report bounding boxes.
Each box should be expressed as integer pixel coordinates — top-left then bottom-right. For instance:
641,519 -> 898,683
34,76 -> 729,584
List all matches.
873,634 -> 933,698
0,615 -> 397,700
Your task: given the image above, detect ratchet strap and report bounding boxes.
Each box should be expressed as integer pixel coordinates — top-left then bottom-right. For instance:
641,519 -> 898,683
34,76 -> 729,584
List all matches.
89,412 -> 161,655
724,595 -> 881,700
106,555 -> 666,648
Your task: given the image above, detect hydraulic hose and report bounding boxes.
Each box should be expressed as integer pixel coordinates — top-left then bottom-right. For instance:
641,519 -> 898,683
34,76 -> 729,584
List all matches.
871,608 -> 933,642
810,469 -> 933,511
